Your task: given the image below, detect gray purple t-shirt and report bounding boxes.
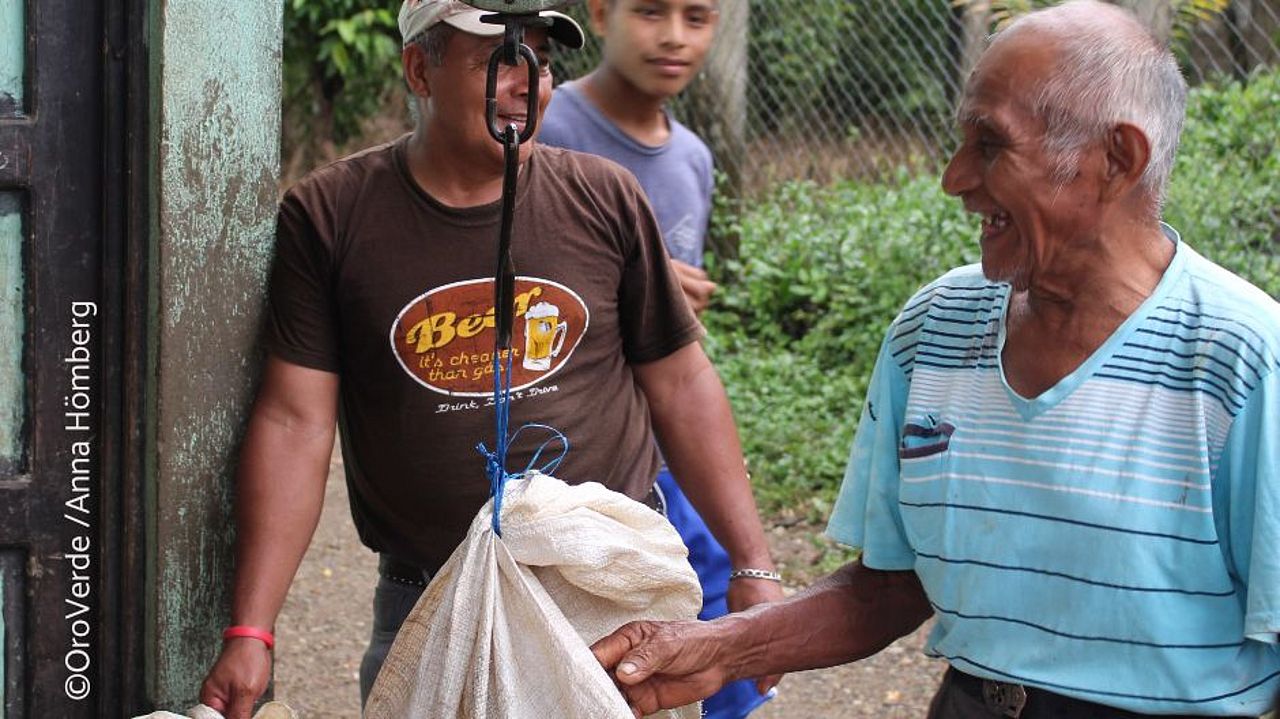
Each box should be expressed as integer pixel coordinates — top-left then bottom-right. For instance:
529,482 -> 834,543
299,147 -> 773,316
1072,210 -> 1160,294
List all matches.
539,80 -> 714,267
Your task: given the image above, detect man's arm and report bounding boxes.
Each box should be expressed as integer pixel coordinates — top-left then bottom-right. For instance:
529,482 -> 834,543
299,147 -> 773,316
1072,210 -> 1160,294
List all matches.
199,356 -> 339,719
593,561 -> 932,717
632,342 -> 780,611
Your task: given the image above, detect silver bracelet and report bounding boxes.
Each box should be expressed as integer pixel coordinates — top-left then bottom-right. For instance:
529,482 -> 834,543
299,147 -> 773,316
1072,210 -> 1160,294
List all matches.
728,568 -> 782,582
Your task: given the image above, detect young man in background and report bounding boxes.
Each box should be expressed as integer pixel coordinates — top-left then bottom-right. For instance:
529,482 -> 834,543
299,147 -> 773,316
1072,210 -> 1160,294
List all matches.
540,2 -> 778,716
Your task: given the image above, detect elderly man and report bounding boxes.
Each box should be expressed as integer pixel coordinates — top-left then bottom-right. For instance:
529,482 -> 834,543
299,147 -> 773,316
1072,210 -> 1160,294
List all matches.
592,2 -> 1280,717
197,1 -> 781,716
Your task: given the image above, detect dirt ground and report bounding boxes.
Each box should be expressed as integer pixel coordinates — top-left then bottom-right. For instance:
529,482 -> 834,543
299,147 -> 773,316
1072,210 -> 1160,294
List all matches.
274,451 -> 945,718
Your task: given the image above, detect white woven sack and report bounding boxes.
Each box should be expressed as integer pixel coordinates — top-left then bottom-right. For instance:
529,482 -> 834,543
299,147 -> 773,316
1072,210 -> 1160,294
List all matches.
365,471 -> 703,719
131,701 -> 296,719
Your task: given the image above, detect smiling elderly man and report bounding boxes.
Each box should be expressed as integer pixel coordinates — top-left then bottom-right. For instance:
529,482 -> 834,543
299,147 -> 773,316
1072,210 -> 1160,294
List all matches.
591,2 -> 1280,717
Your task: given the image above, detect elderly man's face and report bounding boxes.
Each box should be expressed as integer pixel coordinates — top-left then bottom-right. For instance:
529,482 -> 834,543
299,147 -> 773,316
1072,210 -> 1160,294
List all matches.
942,36 -> 1104,290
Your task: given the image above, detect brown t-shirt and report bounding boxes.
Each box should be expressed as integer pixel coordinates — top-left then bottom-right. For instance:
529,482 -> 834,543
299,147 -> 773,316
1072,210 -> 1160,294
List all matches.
265,138 -> 701,570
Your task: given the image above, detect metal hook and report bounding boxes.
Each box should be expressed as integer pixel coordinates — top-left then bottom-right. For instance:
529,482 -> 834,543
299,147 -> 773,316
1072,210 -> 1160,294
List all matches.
482,13 -> 548,145
484,41 -> 542,145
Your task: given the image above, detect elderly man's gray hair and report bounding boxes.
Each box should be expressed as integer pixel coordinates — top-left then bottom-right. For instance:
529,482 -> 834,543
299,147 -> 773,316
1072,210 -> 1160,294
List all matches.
994,0 -> 1188,211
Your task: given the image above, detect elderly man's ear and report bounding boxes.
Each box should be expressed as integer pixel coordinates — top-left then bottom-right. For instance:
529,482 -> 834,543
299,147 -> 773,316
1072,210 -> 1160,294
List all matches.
1100,123 -> 1151,202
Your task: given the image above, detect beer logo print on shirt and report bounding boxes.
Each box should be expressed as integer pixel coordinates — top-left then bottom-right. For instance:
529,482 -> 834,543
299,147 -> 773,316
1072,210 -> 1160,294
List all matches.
389,277 -> 590,396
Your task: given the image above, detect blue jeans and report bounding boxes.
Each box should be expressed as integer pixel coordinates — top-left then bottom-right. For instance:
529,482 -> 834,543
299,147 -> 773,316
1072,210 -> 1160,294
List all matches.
359,575 -> 426,706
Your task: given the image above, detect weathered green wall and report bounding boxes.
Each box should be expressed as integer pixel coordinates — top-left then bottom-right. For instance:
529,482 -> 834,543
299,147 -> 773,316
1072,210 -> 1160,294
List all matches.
0,0 -> 22,112
1,572 -> 5,713
148,0 -> 281,706
0,565 -> 4,711
0,194 -> 21,470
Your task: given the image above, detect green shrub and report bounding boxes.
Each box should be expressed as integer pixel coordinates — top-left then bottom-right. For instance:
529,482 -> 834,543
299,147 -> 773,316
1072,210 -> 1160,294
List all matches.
710,68 -> 1280,516
704,172 -> 977,515
283,0 -> 402,154
1165,68 -> 1280,297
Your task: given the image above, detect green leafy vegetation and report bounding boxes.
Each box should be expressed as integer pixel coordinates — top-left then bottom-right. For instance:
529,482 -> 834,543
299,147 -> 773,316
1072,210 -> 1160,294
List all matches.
1166,68 -> 1280,296
707,68 -> 1280,518
282,0 -> 402,168
703,173 -> 976,518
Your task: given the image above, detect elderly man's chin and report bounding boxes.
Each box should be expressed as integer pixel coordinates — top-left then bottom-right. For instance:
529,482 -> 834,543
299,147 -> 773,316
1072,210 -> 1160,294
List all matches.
978,237 -> 1030,289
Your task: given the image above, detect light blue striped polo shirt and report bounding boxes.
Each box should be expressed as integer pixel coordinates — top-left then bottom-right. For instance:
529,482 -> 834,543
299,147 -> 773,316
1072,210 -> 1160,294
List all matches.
827,227 -> 1280,715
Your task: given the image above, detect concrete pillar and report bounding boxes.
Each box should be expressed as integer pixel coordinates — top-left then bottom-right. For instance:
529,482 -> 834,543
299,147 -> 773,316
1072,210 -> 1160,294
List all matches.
682,0 -> 748,255
959,0 -> 993,85
1118,0 -> 1176,45
147,0 -> 281,706
0,0 -> 24,472
688,0 -> 748,195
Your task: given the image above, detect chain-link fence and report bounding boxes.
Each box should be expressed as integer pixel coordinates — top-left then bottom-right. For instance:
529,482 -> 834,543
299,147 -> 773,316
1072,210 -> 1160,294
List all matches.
552,1 -> 1280,192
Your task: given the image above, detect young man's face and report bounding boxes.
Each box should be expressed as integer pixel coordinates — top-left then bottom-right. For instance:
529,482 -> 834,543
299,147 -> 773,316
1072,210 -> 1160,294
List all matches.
591,0 -> 719,100
407,27 -> 554,170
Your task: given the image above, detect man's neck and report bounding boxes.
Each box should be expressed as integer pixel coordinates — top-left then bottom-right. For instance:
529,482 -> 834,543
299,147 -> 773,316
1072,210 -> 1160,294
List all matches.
1020,218 -> 1173,332
580,67 -> 671,146
404,129 -> 508,208
1001,217 -> 1173,397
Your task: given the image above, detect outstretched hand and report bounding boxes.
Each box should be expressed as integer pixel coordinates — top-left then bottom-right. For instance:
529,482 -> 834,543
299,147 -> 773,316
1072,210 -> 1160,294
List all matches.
726,577 -> 786,694
591,619 -> 737,718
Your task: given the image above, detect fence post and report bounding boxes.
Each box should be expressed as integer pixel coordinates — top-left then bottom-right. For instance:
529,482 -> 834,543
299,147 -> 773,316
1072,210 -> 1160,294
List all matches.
1118,0 -> 1175,45
684,0 -> 748,257
1226,0 -> 1252,79
959,1 -> 992,90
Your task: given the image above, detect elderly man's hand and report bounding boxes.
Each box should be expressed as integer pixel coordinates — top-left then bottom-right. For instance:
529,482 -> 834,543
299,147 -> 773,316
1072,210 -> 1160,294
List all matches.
726,576 -> 786,694
592,618 -> 738,718
671,259 -> 717,315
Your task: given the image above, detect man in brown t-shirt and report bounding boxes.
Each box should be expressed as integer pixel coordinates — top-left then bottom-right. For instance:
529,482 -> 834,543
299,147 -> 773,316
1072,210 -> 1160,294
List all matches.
198,2 -> 782,716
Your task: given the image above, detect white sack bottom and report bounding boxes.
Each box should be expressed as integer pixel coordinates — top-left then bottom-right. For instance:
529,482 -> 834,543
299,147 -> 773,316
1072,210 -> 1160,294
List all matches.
365,472 -> 703,719
132,701 -> 295,719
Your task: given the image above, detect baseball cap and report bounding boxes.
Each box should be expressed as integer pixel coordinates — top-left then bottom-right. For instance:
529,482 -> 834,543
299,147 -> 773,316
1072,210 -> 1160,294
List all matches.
399,0 -> 586,50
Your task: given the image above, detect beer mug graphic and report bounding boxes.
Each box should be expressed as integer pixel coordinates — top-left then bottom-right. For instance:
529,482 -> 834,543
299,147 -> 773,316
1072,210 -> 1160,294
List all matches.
523,301 -> 568,372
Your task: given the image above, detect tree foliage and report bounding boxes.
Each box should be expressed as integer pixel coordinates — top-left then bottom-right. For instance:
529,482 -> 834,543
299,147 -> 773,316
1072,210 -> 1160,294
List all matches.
283,0 -> 403,166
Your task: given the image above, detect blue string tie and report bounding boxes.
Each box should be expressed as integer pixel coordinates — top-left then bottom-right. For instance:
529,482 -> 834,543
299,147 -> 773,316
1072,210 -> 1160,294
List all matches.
476,349 -> 569,537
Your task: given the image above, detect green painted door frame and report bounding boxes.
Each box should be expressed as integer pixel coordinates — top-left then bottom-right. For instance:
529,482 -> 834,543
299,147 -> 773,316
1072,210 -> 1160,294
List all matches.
0,0 -> 280,715
0,0 -> 151,716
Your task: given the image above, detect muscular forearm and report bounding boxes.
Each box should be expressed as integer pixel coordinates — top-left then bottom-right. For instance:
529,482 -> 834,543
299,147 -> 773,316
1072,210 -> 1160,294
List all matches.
229,394 -> 335,629
201,359 -> 338,717
646,359 -> 770,568
714,562 -> 932,679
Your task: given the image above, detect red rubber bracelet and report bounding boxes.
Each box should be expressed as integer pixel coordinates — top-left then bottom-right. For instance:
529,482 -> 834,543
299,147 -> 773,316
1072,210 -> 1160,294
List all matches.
222,625 -> 275,650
